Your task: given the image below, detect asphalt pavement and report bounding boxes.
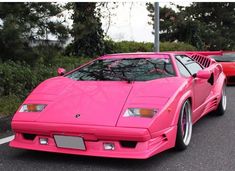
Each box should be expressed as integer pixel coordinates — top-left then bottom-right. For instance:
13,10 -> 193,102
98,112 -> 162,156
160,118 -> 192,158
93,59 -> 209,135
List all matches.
0,86 -> 234,171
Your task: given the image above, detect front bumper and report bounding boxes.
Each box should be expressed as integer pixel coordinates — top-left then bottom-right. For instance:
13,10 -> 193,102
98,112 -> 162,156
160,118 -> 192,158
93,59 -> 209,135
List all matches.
10,121 -> 177,159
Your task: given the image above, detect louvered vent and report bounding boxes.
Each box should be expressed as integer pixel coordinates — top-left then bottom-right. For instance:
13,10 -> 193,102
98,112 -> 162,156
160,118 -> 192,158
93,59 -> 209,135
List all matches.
190,54 -> 212,68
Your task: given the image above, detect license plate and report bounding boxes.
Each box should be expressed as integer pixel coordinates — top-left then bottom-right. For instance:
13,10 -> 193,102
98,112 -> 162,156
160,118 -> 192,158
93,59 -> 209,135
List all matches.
54,135 -> 86,150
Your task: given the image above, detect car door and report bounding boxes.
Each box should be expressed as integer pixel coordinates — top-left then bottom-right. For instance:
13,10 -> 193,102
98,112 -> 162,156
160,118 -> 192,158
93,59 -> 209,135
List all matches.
175,55 -> 213,119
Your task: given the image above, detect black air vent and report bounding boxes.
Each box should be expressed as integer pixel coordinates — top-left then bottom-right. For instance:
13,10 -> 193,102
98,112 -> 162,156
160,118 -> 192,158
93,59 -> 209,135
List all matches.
22,133 -> 36,141
120,141 -> 137,148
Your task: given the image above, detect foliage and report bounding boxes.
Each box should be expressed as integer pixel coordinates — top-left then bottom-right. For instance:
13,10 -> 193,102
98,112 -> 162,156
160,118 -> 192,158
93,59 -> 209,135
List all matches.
0,60 -> 37,98
0,2 -> 69,62
0,95 -> 22,116
0,55 -> 90,98
66,2 -> 105,57
146,2 -> 235,50
112,40 -> 153,53
184,3 -> 235,50
147,4 -> 178,38
45,55 -> 91,71
104,40 -> 196,54
160,42 -> 196,51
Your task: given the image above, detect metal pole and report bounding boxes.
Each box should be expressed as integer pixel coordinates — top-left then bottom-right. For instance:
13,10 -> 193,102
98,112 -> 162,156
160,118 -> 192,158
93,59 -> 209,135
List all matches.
154,2 -> 160,52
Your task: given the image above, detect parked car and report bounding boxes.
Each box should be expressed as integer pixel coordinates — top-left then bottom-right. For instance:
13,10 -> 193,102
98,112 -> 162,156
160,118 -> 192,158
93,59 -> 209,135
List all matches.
210,53 -> 235,85
10,52 -> 227,159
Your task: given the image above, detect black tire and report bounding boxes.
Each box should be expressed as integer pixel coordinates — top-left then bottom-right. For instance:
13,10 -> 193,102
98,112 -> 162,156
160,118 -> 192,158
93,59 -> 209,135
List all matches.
214,85 -> 227,116
175,100 -> 192,150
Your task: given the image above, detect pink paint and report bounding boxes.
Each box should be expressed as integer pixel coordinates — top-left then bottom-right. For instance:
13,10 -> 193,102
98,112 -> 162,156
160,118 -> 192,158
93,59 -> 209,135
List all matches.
196,70 -> 211,79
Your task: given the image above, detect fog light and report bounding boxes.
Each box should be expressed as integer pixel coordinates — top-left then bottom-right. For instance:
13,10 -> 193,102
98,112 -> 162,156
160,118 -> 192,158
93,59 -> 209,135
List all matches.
39,138 -> 48,145
103,143 -> 115,150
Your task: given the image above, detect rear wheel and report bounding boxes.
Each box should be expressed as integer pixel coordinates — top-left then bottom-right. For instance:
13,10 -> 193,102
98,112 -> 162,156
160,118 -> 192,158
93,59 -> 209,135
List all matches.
214,85 -> 227,116
175,100 -> 192,150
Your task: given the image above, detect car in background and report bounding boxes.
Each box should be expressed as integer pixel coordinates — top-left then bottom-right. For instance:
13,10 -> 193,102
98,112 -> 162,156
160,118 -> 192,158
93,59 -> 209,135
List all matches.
10,52 -> 227,159
210,53 -> 235,85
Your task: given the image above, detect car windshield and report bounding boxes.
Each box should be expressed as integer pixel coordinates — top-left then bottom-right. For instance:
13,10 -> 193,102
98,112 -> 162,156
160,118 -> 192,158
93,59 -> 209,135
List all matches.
211,54 -> 235,62
65,58 -> 176,81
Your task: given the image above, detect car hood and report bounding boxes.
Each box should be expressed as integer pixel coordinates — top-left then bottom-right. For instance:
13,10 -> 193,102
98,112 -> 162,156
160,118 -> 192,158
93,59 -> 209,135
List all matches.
14,77 -> 133,126
13,76 -> 185,127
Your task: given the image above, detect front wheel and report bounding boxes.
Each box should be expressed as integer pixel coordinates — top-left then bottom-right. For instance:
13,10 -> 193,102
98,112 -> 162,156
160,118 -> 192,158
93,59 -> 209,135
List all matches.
214,85 -> 227,116
175,100 -> 192,150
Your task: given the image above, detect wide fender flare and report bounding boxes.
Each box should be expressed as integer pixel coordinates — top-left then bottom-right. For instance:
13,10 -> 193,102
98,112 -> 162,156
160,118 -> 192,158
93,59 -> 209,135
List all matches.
171,90 -> 193,126
214,73 -> 226,101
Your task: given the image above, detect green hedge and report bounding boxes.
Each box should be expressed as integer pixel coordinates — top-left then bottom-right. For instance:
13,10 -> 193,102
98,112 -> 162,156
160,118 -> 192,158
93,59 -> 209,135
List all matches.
160,42 -> 197,51
0,95 -> 22,116
104,40 -> 196,54
0,56 -> 90,97
0,60 -> 37,98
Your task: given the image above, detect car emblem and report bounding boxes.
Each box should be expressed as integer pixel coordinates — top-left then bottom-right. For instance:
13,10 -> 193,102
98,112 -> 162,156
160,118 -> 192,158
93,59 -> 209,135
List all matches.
75,114 -> 80,118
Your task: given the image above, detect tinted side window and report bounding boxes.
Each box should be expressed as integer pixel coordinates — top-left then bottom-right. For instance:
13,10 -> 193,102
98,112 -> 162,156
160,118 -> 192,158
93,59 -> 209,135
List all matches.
176,55 -> 202,75
176,60 -> 191,77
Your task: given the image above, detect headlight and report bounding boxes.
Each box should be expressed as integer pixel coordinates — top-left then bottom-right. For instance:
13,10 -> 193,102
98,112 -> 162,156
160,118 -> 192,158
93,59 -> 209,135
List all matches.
123,108 -> 157,118
19,104 -> 47,112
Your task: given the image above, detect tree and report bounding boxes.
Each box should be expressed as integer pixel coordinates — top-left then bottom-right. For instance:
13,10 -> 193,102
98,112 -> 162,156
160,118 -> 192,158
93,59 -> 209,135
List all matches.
146,2 -> 235,50
66,2 -> 105,57
0,2 -> 69,62
146,3 -> 204,50
184,2 -> 235,50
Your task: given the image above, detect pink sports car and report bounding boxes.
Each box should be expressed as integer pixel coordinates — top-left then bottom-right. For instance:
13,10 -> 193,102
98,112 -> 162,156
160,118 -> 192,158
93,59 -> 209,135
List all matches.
10,52 -> 227,159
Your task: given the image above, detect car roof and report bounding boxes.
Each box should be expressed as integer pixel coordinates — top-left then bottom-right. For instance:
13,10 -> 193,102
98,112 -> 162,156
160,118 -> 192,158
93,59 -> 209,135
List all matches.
100,52 -> 180,59
100,51 -> 223,58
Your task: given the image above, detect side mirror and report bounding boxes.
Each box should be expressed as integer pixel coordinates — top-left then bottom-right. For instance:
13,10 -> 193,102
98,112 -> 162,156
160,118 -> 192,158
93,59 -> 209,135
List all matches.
57,68 -> 66,76
194,70 -> 211,79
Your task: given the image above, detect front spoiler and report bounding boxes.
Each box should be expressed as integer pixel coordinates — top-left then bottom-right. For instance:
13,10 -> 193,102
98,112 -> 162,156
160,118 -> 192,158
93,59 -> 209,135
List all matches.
10,121 -> 177,159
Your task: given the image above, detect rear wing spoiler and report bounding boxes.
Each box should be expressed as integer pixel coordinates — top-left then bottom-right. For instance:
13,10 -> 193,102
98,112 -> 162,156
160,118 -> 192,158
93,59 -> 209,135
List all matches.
173,51 -> 223,56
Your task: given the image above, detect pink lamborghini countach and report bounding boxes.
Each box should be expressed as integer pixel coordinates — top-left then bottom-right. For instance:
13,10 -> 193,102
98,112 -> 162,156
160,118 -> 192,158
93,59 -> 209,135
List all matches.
10,52 -> 227,159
